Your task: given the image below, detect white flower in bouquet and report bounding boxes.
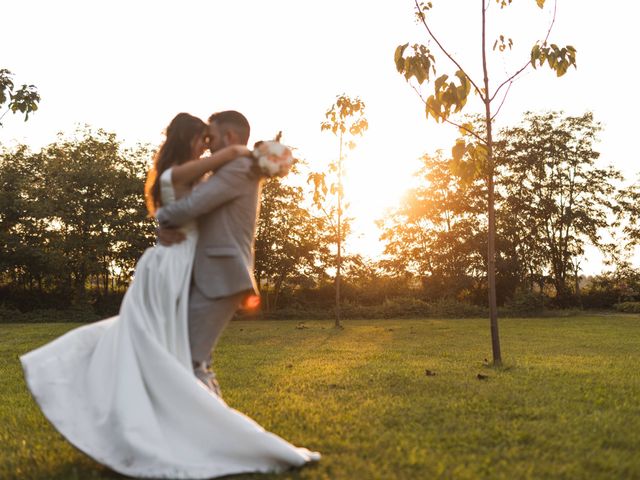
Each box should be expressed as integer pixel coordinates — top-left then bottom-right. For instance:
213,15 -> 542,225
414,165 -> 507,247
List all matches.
252,141 -> 294,178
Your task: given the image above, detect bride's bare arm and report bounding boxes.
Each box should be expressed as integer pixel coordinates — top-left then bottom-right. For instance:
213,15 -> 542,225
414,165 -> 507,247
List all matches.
171,145 -> 251,188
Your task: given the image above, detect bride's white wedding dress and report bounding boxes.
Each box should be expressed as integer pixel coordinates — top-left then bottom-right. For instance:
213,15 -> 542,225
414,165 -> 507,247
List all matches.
20,168 -> 319,479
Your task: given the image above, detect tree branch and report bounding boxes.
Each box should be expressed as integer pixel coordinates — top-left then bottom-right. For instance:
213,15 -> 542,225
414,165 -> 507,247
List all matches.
319,203 -> 338,237
489,63 -> 529,103
0,107 -> 10,124
490,0 -> 558,103
410,83 -> 486,144
490,80 -> 513,121
414,0 -> 485,100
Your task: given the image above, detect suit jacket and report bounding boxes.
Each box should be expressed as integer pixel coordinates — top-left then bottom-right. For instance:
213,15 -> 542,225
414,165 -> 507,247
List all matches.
156,156 -> 262,299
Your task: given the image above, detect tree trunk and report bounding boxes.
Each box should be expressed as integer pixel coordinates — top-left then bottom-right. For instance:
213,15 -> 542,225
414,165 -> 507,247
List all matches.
486,149 -> 501,365
335,130 -> 343,328
74,272 -> 87,305
264,278 -> 270,313
273,272 -> 286,312
482,0 -> 501,365
554,278 -> 572,307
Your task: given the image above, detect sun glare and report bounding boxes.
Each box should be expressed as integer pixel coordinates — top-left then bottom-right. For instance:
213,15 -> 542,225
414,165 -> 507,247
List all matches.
338,140 -> 419,258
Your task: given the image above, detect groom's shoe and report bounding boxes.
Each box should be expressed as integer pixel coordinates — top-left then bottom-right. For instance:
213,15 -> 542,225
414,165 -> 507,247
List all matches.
193,361 -> 223,398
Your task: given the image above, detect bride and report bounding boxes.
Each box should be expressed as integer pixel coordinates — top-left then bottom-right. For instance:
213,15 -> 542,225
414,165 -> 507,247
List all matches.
20,113 -> 320,479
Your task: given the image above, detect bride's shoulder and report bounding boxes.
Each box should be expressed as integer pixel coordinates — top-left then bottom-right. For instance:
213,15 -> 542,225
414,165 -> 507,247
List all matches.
159,168 -> 175,195
159,167 -> 173,184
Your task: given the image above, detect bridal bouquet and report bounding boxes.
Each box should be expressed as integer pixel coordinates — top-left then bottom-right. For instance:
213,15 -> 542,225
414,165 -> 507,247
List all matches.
252,141 -> 294,178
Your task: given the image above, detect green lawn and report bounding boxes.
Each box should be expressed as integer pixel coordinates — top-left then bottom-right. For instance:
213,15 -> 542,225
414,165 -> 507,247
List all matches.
1,316 -> 639,480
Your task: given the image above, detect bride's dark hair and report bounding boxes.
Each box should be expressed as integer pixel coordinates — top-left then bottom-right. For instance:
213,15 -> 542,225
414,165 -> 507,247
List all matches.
145,113 -> 207,216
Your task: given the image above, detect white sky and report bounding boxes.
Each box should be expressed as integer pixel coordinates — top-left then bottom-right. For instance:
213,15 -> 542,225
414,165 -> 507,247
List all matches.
1,0 -> 639,274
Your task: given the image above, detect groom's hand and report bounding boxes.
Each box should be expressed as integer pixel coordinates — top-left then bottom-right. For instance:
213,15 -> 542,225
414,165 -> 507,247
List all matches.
157,226 -> 186,246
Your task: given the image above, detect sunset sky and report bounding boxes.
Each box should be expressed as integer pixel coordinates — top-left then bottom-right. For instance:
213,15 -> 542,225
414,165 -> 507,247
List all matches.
2,0 -> 638,273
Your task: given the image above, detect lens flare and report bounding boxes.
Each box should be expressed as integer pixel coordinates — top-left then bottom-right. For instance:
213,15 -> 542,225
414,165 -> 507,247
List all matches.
243,295 -> 261,311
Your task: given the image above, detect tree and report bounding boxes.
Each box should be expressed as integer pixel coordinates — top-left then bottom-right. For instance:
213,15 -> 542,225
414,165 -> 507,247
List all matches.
339,254 -> 408,304
395,0 -> 576,364
0,127 -> 155,306
254,170 -> 330,312
39,127 -> 155,301
0,145 -> 50,290
498,111 -> 619,306
0,69 -> 40,126
583,263 -> 640,308
309,94 -> 368,327
608,175 -> 640,303
615,179 -> 640,254
378,151 -> 486,300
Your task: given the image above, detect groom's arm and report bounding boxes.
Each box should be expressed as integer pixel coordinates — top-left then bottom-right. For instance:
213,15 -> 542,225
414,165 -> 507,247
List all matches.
156,157 -> 253,228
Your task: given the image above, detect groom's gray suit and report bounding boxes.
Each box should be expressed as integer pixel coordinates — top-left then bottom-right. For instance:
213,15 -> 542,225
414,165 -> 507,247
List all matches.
156,156 -> 261,387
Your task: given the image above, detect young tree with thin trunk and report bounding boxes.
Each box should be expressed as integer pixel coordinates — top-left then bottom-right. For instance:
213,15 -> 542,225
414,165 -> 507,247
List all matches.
395,0 -> 576,365
309,94 -> 368,328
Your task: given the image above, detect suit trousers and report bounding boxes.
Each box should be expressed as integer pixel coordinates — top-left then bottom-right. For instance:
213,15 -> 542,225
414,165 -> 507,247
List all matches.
188,281 -> 245,366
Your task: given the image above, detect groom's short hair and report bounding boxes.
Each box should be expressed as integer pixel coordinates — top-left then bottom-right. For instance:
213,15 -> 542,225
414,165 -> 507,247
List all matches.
209,111 -> 250,145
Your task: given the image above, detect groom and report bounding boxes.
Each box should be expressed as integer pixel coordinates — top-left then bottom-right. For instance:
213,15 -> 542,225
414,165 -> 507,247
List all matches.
156,110 -> 261,395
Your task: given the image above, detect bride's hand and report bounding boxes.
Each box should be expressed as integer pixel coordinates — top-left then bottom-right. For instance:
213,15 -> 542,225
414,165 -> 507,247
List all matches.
157,226 -> 186,246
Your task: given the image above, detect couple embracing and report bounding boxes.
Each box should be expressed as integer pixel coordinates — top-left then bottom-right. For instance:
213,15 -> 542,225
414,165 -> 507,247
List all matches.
20,111 -> 320,478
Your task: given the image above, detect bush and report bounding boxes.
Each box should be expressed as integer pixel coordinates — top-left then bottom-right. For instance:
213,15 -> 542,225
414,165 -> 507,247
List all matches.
0,286 -> 72,311
0,304 -> 99,323
0,304 -> 24,322
582,289 -> 619,309
613,302 -> 640,313
340,297 -> 428,319
260,297 -> 487,320
93,292 -> 125,317
503,290 -> 544,315
0,286 -> 126,323
425,299 -> 487,318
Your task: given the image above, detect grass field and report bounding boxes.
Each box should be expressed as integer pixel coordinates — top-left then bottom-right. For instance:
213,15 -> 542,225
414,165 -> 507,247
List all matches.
1,316 -> 639,479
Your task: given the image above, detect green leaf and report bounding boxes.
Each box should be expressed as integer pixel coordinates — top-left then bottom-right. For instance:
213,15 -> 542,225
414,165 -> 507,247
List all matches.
474,143 -> 489,162
434,74 -> 448,93
412,59 -> 427,84
452,139 -> 466,161
394,43 -> 409,73
426,96 -> 443,122
394,44 -> 436,85
459,122 -> 475,135
530,44 -> 541,68
534,43 -> 577,76
455,70 -> 470,97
